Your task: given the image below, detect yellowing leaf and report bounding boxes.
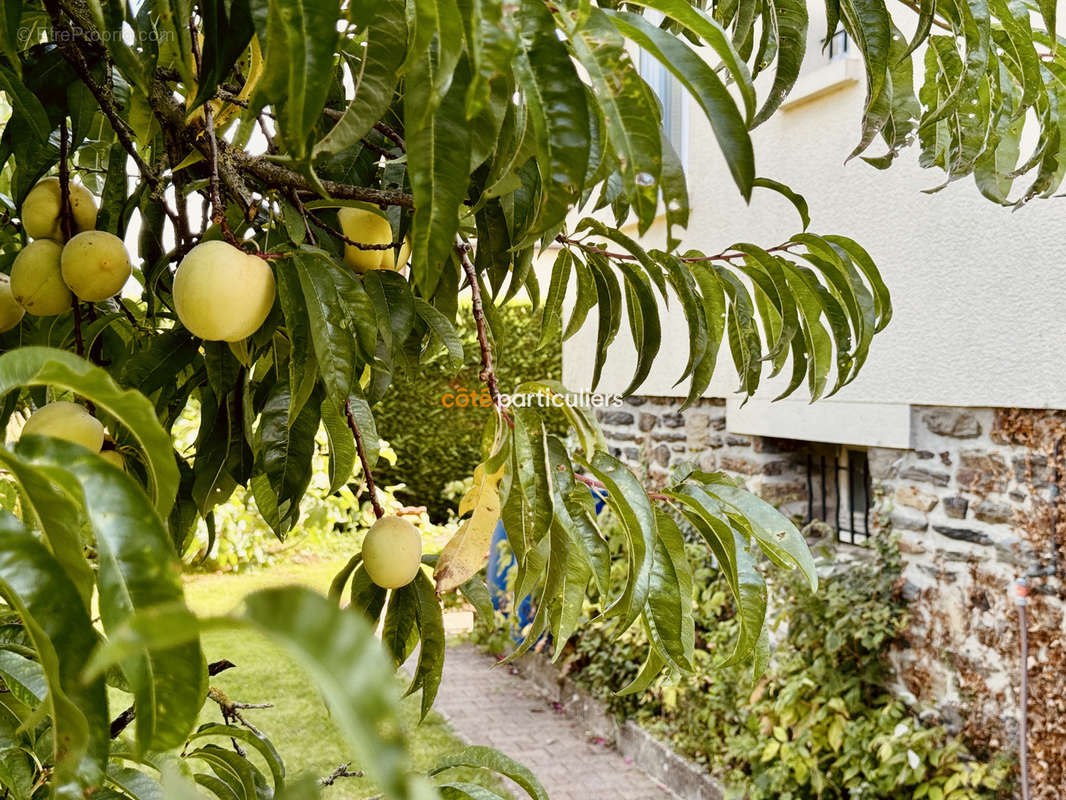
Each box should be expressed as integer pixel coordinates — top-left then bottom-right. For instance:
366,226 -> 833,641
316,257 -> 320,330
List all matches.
828,717 -> 845,752
434,462 -> 505,593
760,740 -> 780,762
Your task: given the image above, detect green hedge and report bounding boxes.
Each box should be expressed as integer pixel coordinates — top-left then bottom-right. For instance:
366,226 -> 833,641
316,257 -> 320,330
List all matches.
374,301 -> 561,519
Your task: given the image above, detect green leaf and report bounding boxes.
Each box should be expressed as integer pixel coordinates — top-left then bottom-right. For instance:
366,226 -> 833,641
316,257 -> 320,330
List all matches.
275,265 -> 320,420
645,511 -> 694,672
290,250 -> 376,409
0,3 -> 24,81
0,511 -> 108,788
0,348 -> 178,518
251,378 -> 321,536
584,452 -> 656,632
561,8 -> 662,232
626,0 -> 756,121
708,483 -> 817,589
349,565 -> 388,622
0,66 -> 52,143
364,270 -> 416,355
320,396 -> 357,494
89,588 -> 431,800
606,10 -> 754,199
513,4 -> 591,236
0,650 -> 46,707
188,724 -> 285,791
195,0 -> 255,109
539,250 -> 572,348
752,0 -> 808,125
314,0 -> 406,156
0,450 -> 95,607
406,55 -> 471,295
250,0 -> 340,158
401,0 -> 465,114
753,178 -> 810,230
414,298 -> 465,368
431,746 -> 547,800
840,0 -> 892,111
15,438 -> 206,753
403,572 -> 446,720
464,0 -> 518,119
562,253 -> 598,342
586,252 -> 623,391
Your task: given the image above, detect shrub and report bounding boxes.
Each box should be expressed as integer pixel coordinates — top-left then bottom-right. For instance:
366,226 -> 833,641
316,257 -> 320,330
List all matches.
560,532 -> 1013,799
374,301 -> 562,519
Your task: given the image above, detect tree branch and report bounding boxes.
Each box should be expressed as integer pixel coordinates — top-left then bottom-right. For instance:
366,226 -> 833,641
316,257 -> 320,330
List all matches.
319,763 -> 364,786
58,118 -> 85,358
189,16 -> 237,245
345,398 -> 383,519
46,1 -> 158,191
456,241 -> 510,423
110,659 -> 236,739
556,235 -> 796,263
307,214 -> 400,250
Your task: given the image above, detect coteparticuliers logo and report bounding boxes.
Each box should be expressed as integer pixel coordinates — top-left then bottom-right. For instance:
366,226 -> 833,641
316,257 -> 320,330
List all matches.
440,388 -> 622,409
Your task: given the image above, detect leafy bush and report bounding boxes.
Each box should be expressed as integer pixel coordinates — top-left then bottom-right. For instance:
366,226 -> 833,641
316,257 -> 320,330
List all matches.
374,301 -> 562,519
174,403 -> 460,572
561,534 -> 1013,799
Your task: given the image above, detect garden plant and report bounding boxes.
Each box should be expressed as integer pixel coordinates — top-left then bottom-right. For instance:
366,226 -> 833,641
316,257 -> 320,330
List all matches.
0,0 -> 1059,797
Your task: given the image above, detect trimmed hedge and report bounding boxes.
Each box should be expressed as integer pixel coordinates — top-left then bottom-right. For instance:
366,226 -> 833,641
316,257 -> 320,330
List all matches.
374,301 -> 561,519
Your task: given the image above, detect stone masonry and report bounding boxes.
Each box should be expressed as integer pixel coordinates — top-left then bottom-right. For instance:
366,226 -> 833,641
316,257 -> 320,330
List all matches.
595,398 -> 1066,798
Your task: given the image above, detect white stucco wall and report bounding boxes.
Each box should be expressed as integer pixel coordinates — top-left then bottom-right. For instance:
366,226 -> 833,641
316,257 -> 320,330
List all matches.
561,27 -> 1066,428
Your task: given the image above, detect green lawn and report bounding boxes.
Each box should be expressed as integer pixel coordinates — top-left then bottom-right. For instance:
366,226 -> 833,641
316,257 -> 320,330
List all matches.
182,556 -> 505,798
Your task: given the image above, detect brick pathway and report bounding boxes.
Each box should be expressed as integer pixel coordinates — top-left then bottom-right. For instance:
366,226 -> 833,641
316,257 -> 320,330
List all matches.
427,642 -> 676,800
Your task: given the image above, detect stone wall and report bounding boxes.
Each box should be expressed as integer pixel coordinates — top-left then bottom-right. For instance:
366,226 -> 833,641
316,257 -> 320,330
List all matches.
595,398 -> 1066,797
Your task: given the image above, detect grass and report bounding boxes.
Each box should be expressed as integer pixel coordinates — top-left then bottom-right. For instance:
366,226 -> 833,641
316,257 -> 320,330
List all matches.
182,555 -> 507,799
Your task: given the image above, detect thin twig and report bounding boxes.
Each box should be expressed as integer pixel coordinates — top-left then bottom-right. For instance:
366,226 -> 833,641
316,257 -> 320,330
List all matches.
345,398 -> 383,519
573,471 -> 671,502
189,16 -> 237,246
373,121 -> 406,152
208,687 -> 272,738
110,660 -> 236,739
290,192 -> 317,246
320,111 -> 406,153
894,0 -> 954,32
319,763 -> 364,786
45,2 -> 158,190
361,137 -> 394,160
556,235 -> 796,263
307,214 -> 399,250
456,241 -> 510,423
58,118 -> 85,358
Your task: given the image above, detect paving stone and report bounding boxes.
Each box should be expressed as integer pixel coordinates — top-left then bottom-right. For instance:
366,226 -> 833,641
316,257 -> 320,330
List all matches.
421,643 -> 675,799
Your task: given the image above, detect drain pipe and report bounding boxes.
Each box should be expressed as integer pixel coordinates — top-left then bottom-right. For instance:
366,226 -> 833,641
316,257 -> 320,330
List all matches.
1014,577 -> 1031,800
1014,436 -> 1064,800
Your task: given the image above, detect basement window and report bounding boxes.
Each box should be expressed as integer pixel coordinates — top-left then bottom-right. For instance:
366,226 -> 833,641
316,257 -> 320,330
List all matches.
805,448 -> 871,546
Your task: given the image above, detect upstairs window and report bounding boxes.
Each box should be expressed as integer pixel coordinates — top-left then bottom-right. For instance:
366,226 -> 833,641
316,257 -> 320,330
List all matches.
827,29 -> 851,61
637,50 -> 688,169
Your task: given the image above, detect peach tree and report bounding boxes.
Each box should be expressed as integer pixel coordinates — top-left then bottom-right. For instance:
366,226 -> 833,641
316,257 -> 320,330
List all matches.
0,0 -> 1057,797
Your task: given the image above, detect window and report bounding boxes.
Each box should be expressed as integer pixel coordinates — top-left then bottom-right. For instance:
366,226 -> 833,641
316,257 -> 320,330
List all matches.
638,50 -> 688,169
805,447 -> 871,545
827,29 -> 850,61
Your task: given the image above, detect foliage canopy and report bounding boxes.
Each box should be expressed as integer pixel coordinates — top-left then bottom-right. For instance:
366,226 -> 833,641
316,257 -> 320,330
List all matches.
0,0 -> 1056,796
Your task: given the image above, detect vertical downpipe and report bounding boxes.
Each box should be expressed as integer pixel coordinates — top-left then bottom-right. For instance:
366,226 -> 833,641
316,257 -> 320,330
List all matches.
1015,577 -> 1030,800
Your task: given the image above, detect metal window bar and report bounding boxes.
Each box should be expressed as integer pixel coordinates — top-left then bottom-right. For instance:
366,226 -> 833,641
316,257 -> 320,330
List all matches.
828,29 -> 849,60
805,450 -> 871,544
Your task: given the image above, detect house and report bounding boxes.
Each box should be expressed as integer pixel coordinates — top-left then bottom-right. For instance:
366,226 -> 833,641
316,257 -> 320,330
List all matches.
559,16 -> 1066,791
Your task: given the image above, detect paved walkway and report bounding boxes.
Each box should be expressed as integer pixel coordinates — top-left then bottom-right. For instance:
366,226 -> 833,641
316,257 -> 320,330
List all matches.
428,642 -> 676,800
